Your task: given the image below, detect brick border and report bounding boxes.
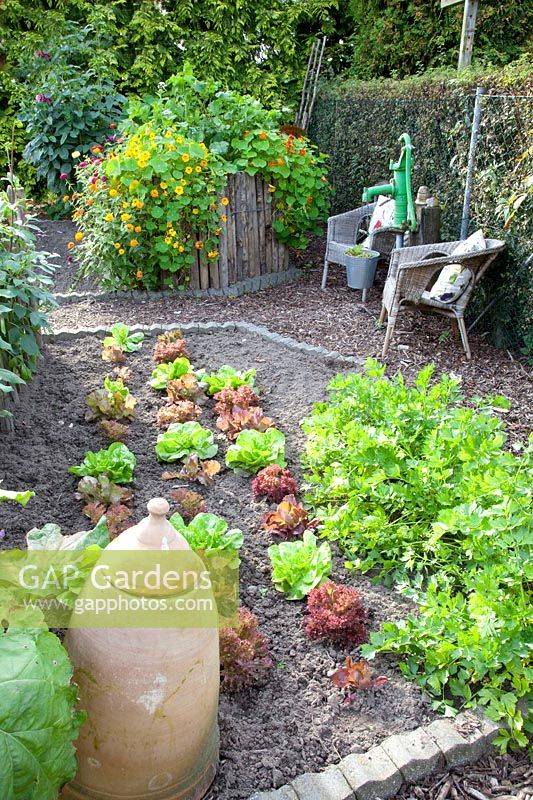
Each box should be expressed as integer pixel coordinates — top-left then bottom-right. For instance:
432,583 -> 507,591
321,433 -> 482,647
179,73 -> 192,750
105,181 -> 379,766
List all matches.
52,268 -> 303,306
42,320 -> 504,800
46,319 -> 365,371
249,712 -> 500,800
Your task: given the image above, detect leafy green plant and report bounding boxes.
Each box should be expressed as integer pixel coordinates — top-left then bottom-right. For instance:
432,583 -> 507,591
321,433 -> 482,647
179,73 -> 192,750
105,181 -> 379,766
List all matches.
153,336 -> 190,364
156,401 -> 202,430
0,482 -> 34,506
162,454 -> 221,486
166,374 -> 203,403
170,488 -> 207,522
150,358 -> 192,390
0,628 -> 86,798
103,323 -> 144,353
200,365 -> 256,396
26,516 -> 110,551
302,358 -> 532,746
226,428 -> 286,476
69,442 -> 136,483
345,245 -> 376,258
155,421 -> 218,462
85,376 -> 136,421
268,530 -> 332,600
213,385 -> 261,415
0,180 -> 57,417
216,405 -> 273,441
170,511 -> 243,559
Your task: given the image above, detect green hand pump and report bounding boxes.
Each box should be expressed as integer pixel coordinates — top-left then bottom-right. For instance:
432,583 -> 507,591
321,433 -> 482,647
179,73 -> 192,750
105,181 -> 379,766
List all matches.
362,132 -> 417,248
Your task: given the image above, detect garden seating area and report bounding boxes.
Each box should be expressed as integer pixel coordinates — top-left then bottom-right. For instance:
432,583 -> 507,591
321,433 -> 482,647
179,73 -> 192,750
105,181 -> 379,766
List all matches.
0,8 -> 531,800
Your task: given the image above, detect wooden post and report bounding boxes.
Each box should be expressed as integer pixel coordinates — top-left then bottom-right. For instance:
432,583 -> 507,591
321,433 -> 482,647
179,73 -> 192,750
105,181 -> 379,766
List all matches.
458,0 -> 478,68
440,0 -> 479,70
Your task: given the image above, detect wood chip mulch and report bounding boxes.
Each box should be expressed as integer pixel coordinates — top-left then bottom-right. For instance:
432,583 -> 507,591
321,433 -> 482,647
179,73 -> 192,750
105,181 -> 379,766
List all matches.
395,750 -> 532,800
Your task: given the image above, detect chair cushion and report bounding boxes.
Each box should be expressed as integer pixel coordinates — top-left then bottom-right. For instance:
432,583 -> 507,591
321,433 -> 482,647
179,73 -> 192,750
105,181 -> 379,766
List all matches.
425,263 -> 473,304
452,229 -> 486,256
362,196 -> 395,246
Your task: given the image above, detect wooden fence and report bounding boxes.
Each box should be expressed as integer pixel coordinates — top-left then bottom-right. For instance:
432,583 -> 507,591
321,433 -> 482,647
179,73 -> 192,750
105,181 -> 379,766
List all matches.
187,172 -> 289,290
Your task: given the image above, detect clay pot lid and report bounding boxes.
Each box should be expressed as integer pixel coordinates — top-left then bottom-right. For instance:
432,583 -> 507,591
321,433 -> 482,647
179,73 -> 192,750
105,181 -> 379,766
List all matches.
107,498 -> 190,551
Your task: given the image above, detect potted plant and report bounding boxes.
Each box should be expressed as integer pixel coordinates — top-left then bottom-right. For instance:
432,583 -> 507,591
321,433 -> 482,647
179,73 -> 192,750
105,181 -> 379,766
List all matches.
343,245 -> 380,291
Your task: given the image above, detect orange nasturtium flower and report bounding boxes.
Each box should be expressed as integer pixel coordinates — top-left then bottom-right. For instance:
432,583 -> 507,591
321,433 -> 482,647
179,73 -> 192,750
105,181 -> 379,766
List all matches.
221,214 -> 227,223
121,213 -> 131,222
74,232 -> 84,242
221,197 -> 229,206
195,166 -> 202,173
207,250 -> 219,259
62,195 -> 70,203
136,270 -> 143,279
67,241 -> 75,250
130,239 -> 139,247
126,224 -> 134,232
134,226 -> 142,233
181,153 -> 190,163
200,159 -> 208,167
91,145 -> 102,154
259,132 -> 267,140
150,189 -> 159,198
195,241 -> 204,250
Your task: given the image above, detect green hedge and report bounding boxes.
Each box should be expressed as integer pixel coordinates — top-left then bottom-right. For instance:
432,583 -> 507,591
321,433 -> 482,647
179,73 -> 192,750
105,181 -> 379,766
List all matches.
309,70 -> 532,353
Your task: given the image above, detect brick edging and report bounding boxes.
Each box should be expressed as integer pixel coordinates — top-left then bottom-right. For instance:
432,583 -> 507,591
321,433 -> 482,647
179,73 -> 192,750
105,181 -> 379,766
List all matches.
46,319 -> 365,370
249,712 -> 500,800
52,268 -> 303,306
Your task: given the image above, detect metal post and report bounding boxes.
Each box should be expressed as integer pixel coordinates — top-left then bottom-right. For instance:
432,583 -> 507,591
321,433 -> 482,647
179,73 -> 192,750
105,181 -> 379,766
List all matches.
460,86 -> 485,240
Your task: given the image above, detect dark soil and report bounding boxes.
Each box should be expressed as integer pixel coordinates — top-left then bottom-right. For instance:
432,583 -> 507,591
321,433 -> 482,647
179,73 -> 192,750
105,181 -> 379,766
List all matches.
41,223 -> 533,444
0,330 -> 435,799
394,748 -> 532,800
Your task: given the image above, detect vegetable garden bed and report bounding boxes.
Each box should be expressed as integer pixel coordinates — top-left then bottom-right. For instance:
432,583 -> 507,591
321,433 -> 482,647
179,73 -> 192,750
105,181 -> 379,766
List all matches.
0,328 -> 435,799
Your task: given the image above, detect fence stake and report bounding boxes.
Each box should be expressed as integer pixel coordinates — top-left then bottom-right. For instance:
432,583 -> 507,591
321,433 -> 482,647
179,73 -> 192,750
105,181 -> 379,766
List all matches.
460,86 -> 485,240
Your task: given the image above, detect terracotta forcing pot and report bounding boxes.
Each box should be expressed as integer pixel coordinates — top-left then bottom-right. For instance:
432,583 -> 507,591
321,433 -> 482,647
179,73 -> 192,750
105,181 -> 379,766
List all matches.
63,498 -> 220,800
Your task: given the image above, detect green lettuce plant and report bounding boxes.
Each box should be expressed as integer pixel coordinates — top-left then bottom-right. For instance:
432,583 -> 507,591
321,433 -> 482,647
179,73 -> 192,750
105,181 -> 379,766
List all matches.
150,357 -> 192,390
155,421 -> 218,462
103,323 -> 144,353
170,511 -> 243,557
26,516 -> 110,551
0,482 -> 34,506
85,376 -> 136,421
199,365 -> 256,396
0,628 -> 85,798
225,427 -> 286,475
268,531 -> 332,600
69,442 -> 136,483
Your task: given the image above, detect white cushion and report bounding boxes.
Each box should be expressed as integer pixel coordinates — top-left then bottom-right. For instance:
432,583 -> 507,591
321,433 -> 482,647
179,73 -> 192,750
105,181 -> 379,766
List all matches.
452,229 -> 486,256
427,263 -> 473,304
361,196 -> 395,247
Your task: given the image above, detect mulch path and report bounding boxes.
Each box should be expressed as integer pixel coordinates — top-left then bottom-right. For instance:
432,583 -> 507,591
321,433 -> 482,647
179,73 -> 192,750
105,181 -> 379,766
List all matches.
395,749 -> 532,800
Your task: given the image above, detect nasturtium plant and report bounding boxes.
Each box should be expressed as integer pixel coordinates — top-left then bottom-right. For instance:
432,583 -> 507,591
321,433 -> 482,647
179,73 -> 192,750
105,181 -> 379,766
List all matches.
155,421 -> 218,462
150,358 -> 192,390
199,365 -> 256,396
69,442 -> 136,483
268,530 -> 332,600
225,428 -> 286,475
0,628 -> 85,799
71,66 -> 330,290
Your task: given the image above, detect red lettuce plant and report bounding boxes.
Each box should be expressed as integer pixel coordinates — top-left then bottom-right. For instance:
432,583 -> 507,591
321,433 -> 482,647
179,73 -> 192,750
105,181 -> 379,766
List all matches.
76,475 -> 134,538
112,366 -> 133,384
162,454 -> 221,486
153,338 -> 190,364
330,657 -> 388,704
156,401 -> 202,430
219,607 -> 272,692
252,465 -> 298,503
99,420 -> 129,441
102,344 -> 125,363
166,375 -> 203,403
213,385 -> 260,416
170,488 -> 207,522
216,406 -> 273,441
262,494 -> 318,539
84,502 -> 132,538
85,377 -> 136,421
305,581 -> 368,647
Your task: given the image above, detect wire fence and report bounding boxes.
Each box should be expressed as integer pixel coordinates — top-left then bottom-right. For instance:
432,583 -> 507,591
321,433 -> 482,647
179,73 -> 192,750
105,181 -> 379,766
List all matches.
309,91 -> 533,354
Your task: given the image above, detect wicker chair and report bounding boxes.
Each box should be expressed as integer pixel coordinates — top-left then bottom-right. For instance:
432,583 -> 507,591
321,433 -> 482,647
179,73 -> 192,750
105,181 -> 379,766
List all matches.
321,203 -> 396,294
379,238 -> 506,360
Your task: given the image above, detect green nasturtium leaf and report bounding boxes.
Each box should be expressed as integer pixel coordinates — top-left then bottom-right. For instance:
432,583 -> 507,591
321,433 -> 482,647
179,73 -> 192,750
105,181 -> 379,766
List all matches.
0,629 -> 85,800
